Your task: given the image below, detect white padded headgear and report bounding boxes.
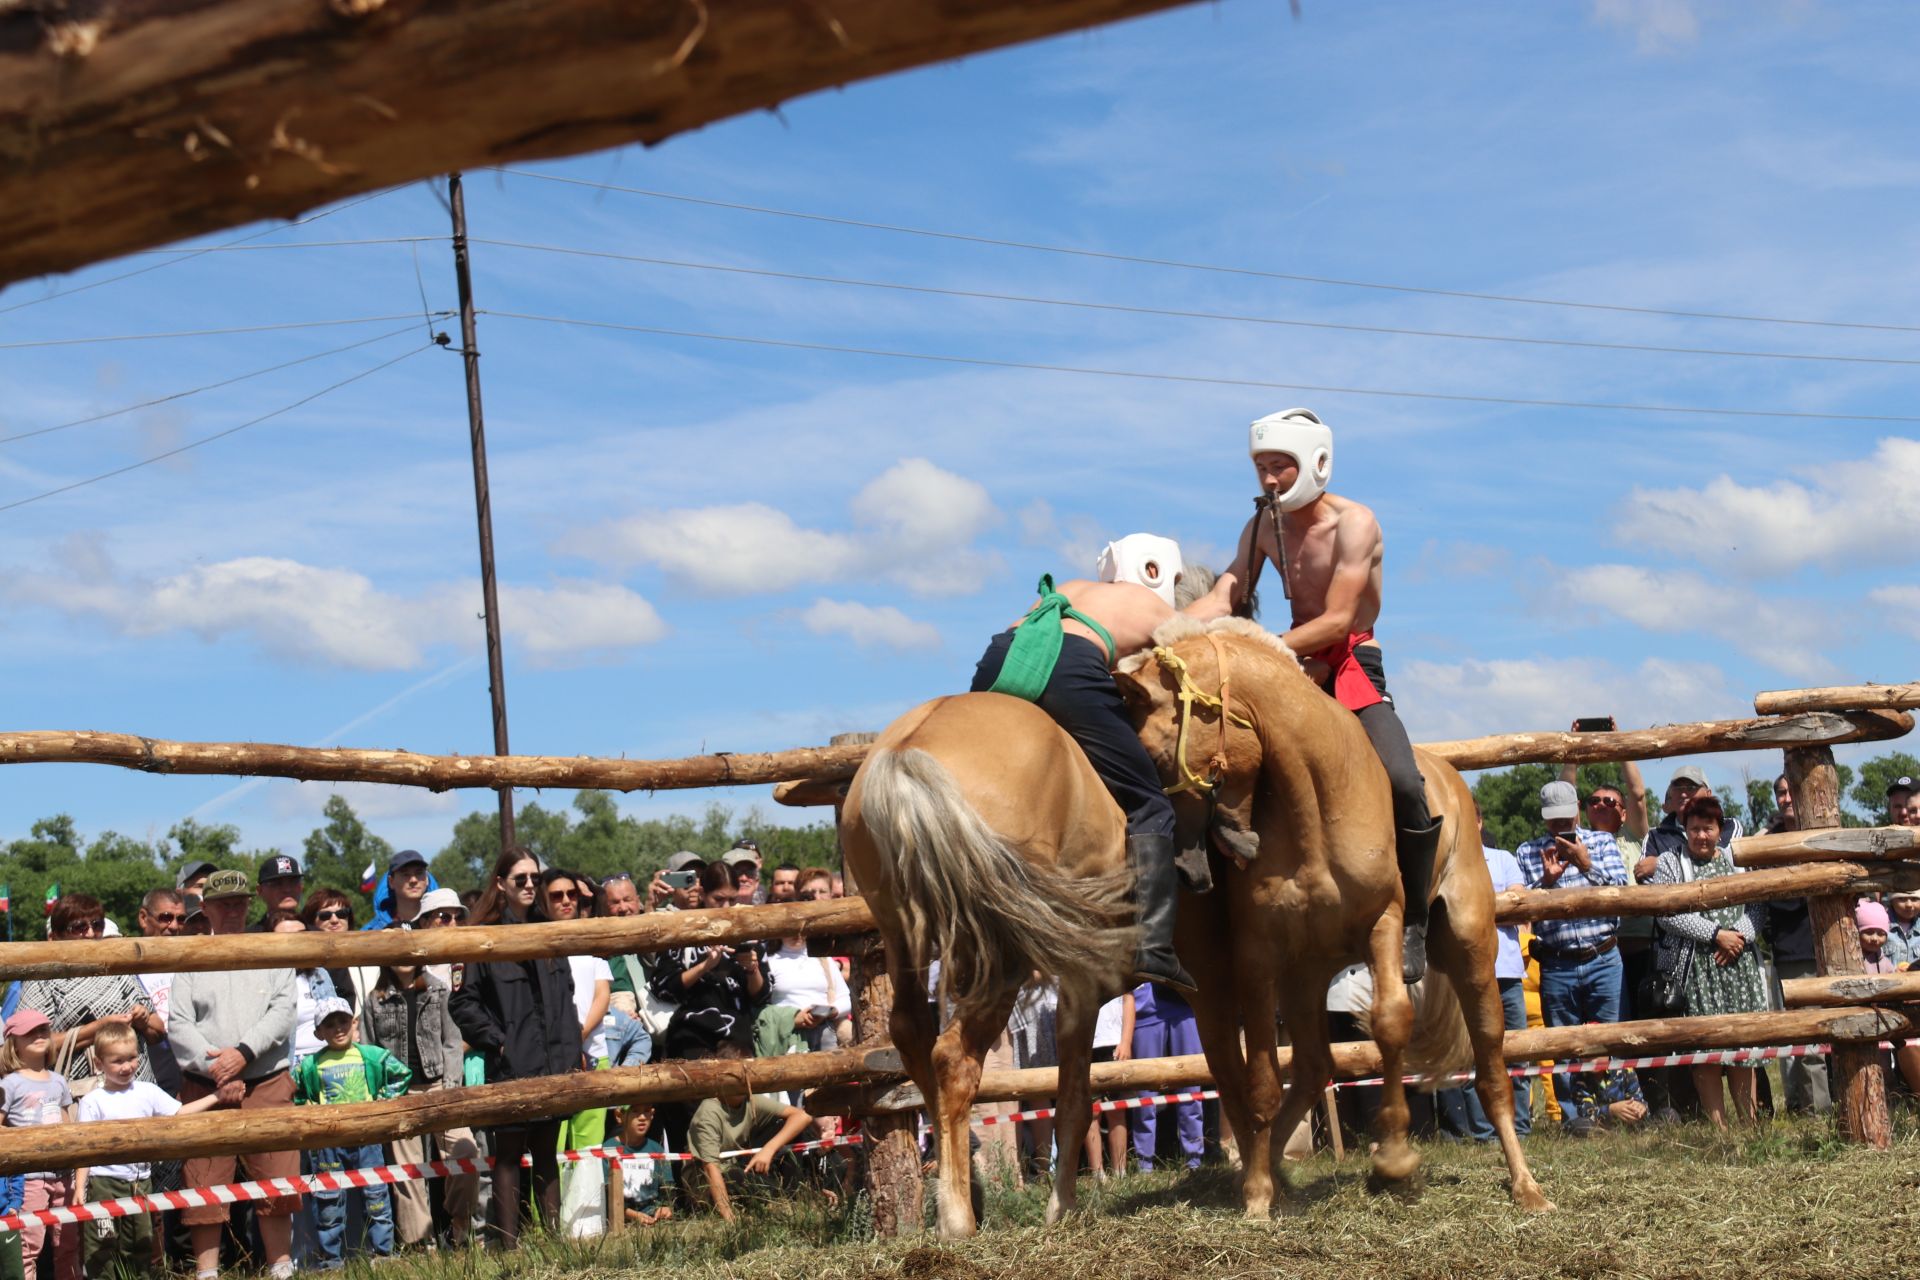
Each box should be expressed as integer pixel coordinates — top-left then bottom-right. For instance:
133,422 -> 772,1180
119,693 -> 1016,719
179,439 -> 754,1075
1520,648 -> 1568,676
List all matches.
1096,533 -> 1184,608
1248,407 -> 1333,512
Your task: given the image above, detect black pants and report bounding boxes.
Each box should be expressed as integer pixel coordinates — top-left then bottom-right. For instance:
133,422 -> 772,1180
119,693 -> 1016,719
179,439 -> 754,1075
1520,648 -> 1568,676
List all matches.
1337,647 -> 1432,835
972,629 -> 1174,837
485,1120 -> 560,1247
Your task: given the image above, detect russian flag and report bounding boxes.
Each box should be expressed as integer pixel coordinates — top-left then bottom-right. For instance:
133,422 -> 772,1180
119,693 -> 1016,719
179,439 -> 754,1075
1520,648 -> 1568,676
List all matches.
360,861 -> 378,894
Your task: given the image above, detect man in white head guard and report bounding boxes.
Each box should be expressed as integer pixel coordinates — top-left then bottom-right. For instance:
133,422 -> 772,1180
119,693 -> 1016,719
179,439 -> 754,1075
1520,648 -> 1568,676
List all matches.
1226,408 -> 1443,983
969,535 -> 1235,993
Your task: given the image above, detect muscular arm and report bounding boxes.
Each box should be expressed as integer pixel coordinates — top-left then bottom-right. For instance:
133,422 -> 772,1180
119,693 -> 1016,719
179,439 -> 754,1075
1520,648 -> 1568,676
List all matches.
1279,508 -> 1378,657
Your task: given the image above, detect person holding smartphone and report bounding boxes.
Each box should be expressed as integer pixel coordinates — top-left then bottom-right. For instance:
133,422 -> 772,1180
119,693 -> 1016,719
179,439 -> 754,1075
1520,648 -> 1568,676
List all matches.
1514,781 -> 1630,1136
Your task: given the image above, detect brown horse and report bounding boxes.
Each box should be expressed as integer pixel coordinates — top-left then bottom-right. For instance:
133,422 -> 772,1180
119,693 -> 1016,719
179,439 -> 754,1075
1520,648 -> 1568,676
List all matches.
1115,616 -> 1551,1214
838,693 -> 1136,1238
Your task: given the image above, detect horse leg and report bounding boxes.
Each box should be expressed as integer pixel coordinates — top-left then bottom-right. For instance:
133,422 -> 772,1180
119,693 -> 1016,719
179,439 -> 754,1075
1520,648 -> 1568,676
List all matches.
1235,969 -> 1285,1218
1366,911 -> 1421,1191
1188,975 -> 1255,1179
930,990 -> 1018,1239
1435,926 -> 1554,1213
1265,967 -> 1338,1212
1046,987 -> 1099,1225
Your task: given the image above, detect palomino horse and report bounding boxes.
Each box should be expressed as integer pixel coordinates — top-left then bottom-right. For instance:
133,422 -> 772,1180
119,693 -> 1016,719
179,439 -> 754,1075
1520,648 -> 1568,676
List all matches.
839,693 -> 1136,1238
1115,616 -> 1551,1214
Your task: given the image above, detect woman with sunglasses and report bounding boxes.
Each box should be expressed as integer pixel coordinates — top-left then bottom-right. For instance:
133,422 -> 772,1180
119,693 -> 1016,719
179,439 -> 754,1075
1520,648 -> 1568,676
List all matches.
450,848 -> 579,1248
17,895 -> 164,1086
301,889 -> 376,1016
537,869 -> 615,1236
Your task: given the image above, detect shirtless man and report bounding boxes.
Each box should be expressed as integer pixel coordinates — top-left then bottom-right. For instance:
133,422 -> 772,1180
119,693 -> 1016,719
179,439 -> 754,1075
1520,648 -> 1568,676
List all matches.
970,534 -> 1236,993
1225,408 -> 1442,983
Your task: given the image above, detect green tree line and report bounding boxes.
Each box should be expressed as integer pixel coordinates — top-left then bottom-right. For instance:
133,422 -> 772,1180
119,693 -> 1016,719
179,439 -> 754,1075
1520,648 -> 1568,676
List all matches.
0,792 -> 840,934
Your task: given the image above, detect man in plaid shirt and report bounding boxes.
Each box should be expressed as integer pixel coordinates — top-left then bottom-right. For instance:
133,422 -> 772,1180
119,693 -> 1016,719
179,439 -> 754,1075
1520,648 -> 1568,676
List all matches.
1515,780 -> 1629,1134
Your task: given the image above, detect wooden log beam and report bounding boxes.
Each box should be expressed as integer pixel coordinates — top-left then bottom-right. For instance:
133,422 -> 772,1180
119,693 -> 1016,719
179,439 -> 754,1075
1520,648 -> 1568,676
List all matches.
775,708 -> 1917,806
1790,743 -> 1893,1149
1756,683 -> 1920,716
1493,858 -> 1920,925
0,0 -> 1205,287
0,897 -> 880,982
1732,824 -> 1918,868
815,1005 -> 1912,1115
0,1042 -> 905,1177
0,731 -> 869,793
1782,970 -> 1920,1009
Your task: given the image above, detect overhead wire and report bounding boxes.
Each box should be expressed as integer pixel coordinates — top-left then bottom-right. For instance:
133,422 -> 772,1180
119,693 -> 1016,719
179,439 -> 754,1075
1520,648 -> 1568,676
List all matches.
0,188 -> 403,318
0,323 -> 427,447
470,237 -> 1920,368
0,312 -> 454,350
0,343 -> 438,515
495,168 -> 1920,336
479,308 -> 1920,425
119,237 -> 446,254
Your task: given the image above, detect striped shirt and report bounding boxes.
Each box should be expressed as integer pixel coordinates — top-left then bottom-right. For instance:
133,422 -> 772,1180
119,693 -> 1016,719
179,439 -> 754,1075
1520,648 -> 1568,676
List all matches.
1514,827 -> 1629,953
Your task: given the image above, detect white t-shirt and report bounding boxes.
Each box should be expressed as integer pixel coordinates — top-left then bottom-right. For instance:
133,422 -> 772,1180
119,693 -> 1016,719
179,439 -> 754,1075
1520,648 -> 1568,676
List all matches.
568,955 -> 614,1061
1092,996 -> 1126,1051
292,971 -> 326,1063
138,971 -> 174,1026
77,1080 -> 181,1180
765,944 -> 850,1017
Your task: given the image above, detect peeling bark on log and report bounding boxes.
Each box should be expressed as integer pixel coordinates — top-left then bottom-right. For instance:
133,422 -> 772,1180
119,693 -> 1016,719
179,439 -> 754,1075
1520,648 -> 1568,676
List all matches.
0,0 -> 1203,287
1782,970 -> 1920,1009
811,1005 -> 1914,1115
1493,857 -> 1920,924
0,1043 -> 904,1177
1732,824 -> 1918,868
1756,683 -> 1920,716
0,731 -> 869,793
0,897 -> 879,982
1790,744 -> 1893,1149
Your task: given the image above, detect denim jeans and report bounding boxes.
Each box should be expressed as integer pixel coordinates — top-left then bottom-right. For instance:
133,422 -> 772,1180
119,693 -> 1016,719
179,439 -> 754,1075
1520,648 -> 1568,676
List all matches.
312,1144 -> 394,1265
1444,979 -> 1532,1140
1537,949 -> 1623,1128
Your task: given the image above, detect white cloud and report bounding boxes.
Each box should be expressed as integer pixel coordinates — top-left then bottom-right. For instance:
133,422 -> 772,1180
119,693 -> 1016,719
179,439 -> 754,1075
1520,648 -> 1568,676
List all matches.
266,780 -> 460,823
1871,584 -> 1920,641
1395,654 -> 1736,743
1591,0 -> 1700,54
795,599 -> 941,652
559,458 -> 1002,598
1552,564 -> 1842,681
1614,437 -> 1920,576
1,543 -> 667,670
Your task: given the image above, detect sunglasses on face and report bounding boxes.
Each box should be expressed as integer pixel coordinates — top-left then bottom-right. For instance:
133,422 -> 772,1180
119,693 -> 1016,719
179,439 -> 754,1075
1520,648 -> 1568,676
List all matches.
316,908 -> 351,922
63,920 -> 106,935
423,910 -> 462,925
146,912 -> 183,925
507,872 -> 539,886
1587,797 -> 1620,808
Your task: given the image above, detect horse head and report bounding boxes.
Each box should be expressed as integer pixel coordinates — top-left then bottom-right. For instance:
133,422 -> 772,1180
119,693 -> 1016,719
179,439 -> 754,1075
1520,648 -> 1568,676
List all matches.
1115,616 -> 1303,870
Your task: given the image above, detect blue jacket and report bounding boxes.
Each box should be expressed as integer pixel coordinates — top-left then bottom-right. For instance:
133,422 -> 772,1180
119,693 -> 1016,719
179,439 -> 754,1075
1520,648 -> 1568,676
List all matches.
361,869 -> 441,932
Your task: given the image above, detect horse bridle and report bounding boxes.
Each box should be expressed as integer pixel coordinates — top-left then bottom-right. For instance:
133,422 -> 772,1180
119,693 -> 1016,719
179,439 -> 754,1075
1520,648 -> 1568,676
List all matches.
1152,632 -> 1252,799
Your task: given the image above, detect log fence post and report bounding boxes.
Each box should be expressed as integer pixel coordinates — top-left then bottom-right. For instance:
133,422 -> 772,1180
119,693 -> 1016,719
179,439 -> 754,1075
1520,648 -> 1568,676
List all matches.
825,732 -> 922,1236
1786,744 -> 1892,1148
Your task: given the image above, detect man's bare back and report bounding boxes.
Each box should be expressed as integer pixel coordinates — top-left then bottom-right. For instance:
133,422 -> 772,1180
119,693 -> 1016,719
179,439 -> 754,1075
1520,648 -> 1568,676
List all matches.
1229,490 -> 1383,661
1008,576 -> 1235,667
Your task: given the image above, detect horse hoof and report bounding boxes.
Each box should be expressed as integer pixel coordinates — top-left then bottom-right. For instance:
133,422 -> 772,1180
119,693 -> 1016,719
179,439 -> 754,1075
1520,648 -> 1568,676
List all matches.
1514,1188 -> 1556,1214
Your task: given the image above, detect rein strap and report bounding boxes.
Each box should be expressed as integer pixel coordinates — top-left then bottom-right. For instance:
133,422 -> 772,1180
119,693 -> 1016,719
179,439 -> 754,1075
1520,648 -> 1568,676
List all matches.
1153,633 -> 1252,798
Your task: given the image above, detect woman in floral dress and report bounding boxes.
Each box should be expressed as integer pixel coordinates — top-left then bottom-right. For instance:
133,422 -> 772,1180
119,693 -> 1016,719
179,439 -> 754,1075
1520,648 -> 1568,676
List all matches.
1654,792 -> 1766,1127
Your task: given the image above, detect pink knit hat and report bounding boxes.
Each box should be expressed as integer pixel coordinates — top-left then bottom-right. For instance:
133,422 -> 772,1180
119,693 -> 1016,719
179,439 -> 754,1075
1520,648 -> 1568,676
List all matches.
1856,900 -> 1891,932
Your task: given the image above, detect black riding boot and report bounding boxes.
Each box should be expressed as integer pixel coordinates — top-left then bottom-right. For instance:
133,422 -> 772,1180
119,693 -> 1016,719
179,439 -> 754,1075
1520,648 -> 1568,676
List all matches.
1398,816 -> 1444,984
1129,833 -> 1197,994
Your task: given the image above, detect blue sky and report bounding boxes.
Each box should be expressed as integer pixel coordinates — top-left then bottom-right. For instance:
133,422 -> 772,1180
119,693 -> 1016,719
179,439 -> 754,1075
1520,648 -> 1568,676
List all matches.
4,0 -> 1918,857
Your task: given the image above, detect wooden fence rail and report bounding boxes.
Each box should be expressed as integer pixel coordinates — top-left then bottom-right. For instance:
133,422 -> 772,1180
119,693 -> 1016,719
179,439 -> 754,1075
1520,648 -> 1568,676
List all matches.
1755,683 -> 1920,716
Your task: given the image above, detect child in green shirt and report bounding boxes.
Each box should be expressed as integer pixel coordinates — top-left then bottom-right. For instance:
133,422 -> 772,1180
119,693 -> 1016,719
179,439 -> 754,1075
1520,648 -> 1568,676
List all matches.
293,998 -> 411,1265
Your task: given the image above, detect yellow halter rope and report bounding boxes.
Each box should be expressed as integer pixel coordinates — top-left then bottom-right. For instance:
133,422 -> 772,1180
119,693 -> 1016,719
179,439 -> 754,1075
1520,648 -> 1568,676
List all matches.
1152,635 -> 1253,797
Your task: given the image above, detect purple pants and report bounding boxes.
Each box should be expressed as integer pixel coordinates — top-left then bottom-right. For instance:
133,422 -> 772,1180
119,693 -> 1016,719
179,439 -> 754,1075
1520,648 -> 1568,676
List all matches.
1132,1007 -> 1204,1169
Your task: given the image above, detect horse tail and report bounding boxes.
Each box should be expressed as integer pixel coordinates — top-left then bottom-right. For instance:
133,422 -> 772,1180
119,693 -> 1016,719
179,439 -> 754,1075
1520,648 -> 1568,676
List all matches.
1402,972 -> 1473,1088
859,745 -> 1135,1019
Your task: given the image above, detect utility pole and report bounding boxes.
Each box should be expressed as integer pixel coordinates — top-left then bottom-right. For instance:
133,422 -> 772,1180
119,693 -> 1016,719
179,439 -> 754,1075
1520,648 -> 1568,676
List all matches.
447,172 -> 516,853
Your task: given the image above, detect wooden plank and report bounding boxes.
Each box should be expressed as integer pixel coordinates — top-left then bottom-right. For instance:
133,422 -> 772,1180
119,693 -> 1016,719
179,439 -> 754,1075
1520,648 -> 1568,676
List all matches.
1789,744 -> 1892,1149
1732,824 -> 1917,868
0,0 -> 1207,287
0,1044 -> 905,1176
0,897 -> 880,982
1756,683 -> 1920,716
816,1005 -> 1912,1114
1782,970 -> 1920,1009
1492,858 -> 1920,924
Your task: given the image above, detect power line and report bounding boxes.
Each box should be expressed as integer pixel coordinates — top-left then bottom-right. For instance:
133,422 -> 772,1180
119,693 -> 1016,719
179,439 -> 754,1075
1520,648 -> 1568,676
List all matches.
480,308 -> 1920,425
0,312 -> 453,350
120,237 -> 446,255
473,237 -> 1920,369
0,324 -> 426,447
0,344 -> 436,515
0,189 -> 401,318
497,168 -> 1920,336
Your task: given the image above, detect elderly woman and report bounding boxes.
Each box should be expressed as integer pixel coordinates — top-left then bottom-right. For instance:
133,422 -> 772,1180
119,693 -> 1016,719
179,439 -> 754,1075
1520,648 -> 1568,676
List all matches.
301,888 -> 375,1016
19,894 -> 164,1084
1653,792 -> 1766,1127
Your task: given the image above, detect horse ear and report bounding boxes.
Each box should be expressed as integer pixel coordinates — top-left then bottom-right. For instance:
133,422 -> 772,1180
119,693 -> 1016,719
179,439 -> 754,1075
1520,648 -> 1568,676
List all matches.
1112,663 -> 1159,713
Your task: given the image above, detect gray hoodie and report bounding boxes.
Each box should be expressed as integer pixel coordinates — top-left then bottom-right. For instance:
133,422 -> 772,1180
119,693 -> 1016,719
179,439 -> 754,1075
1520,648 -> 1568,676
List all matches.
168,966 -> 298,1083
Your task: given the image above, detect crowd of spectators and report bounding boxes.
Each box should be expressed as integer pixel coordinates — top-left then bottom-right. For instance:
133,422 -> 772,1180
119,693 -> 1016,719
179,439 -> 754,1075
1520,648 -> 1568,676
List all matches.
0,839 -> 855,1276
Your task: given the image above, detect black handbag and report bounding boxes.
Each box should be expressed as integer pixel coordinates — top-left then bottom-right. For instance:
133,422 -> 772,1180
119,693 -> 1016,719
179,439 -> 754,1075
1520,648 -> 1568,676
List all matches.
1638,851 -> 1696,1018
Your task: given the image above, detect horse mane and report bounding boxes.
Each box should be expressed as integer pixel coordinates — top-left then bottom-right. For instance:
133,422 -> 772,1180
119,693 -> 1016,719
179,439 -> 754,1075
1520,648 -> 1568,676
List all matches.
1117,614 -> 1302,674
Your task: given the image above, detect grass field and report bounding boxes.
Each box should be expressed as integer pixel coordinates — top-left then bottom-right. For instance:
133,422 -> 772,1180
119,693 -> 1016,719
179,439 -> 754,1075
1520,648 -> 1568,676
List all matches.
358,1113 -> 1920,1280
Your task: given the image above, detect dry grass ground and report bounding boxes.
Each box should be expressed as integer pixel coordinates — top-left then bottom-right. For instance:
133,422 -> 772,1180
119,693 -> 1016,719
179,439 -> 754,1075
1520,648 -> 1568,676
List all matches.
357,1115 -> 1920,1280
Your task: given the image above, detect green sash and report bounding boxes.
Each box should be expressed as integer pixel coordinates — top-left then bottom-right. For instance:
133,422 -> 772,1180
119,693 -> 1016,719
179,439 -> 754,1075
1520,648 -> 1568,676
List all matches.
988,574 -> 1117,702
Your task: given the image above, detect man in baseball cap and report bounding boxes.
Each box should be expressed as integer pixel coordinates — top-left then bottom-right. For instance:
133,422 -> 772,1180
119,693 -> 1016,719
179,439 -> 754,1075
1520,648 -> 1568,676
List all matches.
257,855 -> 304,917
723,841 -> 765,905
1886,776 -> 1915,826
176,859 -> 218,894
